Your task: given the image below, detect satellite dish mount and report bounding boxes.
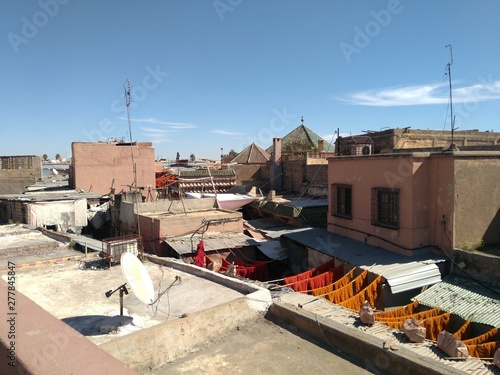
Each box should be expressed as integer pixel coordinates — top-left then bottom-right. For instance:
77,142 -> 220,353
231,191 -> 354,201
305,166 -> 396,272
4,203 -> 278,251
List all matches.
105,283 -> 129,316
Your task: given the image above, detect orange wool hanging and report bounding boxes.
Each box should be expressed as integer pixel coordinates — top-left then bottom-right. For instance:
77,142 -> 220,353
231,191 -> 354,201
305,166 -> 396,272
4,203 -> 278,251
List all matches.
332,269 -> 355,290
375,300 -> 419,320
423,312 -> 451,341
339,276 -> 382,311
311,284 -> 333,297
378,307 -> 442,330
326,270 -> 368,304
453,320 -> 472,340
284,270 -> 313,286
326,284 -> 354,304
283,259 -> 338,286
466,340 -> 500,358
462,327 -> 499,346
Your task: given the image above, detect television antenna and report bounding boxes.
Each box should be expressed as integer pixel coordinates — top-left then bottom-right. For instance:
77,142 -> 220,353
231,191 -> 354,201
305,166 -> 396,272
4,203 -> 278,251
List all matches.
124,80 -> 138,189
445,44 -> 458,148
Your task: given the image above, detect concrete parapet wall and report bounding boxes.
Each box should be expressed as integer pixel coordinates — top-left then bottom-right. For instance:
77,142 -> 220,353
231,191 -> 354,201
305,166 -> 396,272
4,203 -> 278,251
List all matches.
100,297 -> 266,372
145,255 -> 270,297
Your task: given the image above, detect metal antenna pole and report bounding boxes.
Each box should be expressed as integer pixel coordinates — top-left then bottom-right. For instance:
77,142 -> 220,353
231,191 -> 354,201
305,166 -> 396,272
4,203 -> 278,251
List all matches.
124,80 -> 142,248
445,44 -> 455,147
125,80 -> 137,189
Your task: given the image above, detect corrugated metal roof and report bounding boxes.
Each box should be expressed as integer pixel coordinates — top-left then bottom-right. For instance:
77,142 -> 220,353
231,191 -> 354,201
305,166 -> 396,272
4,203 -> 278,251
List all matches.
413,281 -> 500,328
255,240 -> 289,260
282,227 -> 445,294
284,199 -> 328,208
381,262 -> 442,294
245,218 -> 310,239
165,232 -> 258,255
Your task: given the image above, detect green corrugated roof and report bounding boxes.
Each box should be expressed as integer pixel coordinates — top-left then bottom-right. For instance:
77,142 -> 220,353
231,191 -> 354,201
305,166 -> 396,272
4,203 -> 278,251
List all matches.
266,124 -> 334,153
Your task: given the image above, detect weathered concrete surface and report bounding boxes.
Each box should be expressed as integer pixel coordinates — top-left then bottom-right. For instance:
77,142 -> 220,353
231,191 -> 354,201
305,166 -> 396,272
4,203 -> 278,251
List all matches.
0,225 -> 61,257
100,298 -> 266,373
150,314 -> 372,375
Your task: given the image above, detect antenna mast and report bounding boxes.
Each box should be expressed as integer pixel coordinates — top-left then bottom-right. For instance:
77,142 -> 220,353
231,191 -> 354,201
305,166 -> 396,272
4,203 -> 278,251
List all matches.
124,80 -> 137,189
445,44 -> 457,148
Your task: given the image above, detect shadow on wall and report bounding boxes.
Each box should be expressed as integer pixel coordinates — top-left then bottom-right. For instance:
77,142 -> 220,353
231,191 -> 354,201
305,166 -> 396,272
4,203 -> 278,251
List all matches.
483,207 -> 500,245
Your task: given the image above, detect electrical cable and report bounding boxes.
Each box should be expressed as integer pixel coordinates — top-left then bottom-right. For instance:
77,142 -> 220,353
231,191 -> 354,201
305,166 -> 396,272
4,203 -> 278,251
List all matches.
433,244 -> 500,297
149,265 -> 183,319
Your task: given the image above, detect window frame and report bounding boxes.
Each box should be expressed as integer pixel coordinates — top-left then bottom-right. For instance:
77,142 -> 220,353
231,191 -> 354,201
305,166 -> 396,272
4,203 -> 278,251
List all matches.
331,183 -> 352,219
371,187 -> 399,229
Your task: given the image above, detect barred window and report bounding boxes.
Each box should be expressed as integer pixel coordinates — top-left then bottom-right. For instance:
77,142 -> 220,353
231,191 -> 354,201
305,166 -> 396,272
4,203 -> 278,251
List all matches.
331,184 -> 352,219
371,187 -> 399,229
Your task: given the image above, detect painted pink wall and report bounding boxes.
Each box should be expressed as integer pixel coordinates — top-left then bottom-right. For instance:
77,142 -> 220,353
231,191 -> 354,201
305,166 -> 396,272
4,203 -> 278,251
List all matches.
328,152 -> 500,254
72,142 -> 155,198
426,155 -> 455,252
139,210 -> 243,256
328,153 -> 457,254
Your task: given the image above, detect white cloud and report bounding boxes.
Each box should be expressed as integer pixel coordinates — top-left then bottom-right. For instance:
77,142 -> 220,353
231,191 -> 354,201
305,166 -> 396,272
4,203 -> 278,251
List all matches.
118,117 -> 197,129
338,79 -> 500,106
210,129 -> 246,136
139,127 -> 174,133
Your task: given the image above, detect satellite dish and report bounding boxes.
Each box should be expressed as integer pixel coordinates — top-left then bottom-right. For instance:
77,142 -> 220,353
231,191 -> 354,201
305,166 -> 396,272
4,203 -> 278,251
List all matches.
120,252 -> 155,305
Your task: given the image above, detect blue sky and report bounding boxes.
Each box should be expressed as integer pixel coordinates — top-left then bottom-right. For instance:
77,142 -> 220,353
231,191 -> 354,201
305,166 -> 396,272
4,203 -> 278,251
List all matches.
2,1 -> 500,160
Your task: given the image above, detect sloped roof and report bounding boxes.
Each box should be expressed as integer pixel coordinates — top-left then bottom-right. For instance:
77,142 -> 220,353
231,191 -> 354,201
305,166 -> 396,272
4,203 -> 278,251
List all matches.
232,143 -> 270,164
266,123 -> 335,153
413,279 -> 500,328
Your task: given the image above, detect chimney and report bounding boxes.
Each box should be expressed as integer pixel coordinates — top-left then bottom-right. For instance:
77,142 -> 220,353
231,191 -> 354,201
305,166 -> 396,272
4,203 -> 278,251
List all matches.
318,139 -> 324,154
272,138 -> 281,164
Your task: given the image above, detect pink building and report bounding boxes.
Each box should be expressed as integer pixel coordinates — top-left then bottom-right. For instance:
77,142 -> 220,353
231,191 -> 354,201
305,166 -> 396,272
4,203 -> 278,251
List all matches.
328,151 -> 500,255
71,142 -> 156,199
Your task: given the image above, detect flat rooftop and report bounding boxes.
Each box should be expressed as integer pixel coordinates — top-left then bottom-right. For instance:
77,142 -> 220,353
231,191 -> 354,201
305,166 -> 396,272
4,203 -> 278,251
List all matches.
140,208 -> 235,219
4,259 -> 245,346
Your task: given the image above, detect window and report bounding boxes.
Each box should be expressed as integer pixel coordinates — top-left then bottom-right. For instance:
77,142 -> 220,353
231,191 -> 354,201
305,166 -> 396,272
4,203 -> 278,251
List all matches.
331,184 -> 352,219
371,187 -> 399,229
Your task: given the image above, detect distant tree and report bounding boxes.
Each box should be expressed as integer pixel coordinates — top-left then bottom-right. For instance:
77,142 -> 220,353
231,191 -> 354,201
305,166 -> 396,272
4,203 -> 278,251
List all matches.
42,154 -> 48,161
221,149 -> 238,163
175,152 -> 180,161
190,154 -> 196,162
55,153 -> 61,161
